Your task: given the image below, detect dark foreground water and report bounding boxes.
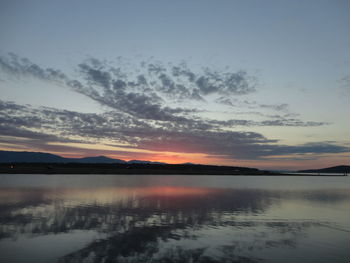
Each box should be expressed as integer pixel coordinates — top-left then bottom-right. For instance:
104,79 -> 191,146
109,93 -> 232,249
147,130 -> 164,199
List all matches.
0,174 -> 349,263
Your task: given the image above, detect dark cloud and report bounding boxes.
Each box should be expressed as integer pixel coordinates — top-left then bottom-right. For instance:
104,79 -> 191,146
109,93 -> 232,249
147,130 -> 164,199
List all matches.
0,125 -> 70,143
216,97 -> 290,112
78,62 -> 112,89
209,118 -> 328,127
215,97 -> 238,107
259,119 -> 327,127
270,142 -> 350,155
0,52 -> 68,83
130,129 -> 349,160
172,64 -> 196,82
260,103 -> 289,111
0,100 -> 345,160
147,63 -> 166,75
195,69 -> 256,96
74,60 -> 202,121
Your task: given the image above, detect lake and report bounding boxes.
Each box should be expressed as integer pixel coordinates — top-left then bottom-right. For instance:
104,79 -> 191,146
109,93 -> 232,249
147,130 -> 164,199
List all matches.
0,174 -> 349,263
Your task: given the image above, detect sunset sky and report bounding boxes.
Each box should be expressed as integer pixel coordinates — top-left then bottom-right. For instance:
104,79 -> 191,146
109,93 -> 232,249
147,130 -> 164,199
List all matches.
0,0 -> 350,170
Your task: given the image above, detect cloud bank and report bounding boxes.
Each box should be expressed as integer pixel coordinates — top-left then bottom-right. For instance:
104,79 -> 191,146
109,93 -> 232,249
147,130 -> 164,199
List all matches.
0,53 -> 344,162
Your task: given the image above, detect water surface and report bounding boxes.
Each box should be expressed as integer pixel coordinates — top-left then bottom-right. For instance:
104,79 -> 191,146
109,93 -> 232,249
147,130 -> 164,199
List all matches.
0,174 -> 349,263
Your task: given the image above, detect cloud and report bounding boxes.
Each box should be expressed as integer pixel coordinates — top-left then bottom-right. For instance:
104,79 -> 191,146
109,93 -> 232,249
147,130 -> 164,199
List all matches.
0,52 -> 67,83
0,54 -> 196,122
195,69 -> 256,96
209,118 -> 328,127
260,103 -> 289,111
216,97 -> 290,112
0,54 -> 300,126
1,53 -> 326,126
0,100 -> 345,160
75,60 -> 203,122
133,130 -> 349,160
1,52 -> 257,99
340,74 -> 350,95
270,142 -> 350,155
78,62 -> 112,89
0,53 -> 339,162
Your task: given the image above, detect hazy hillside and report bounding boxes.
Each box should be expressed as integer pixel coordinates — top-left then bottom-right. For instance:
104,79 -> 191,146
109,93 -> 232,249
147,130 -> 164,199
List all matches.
0,150 -> 125,164
299,165 -> 350,173
0,151 -> 67,163
0,150 -> 166,165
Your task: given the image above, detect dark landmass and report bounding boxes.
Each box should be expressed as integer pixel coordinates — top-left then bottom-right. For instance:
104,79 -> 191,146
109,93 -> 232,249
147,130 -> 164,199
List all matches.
0,150 -> 165,164
298,165 -> 350,174
0,162 -> 274,175
0,150 -> 347,176
0,150 -> 271,175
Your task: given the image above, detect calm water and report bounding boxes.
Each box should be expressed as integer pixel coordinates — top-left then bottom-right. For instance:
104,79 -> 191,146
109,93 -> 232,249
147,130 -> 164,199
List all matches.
0,174 -> 349,263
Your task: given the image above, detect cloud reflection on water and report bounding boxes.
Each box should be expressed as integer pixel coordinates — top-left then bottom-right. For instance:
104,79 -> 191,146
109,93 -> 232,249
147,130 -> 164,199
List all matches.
1,183 -> 350,262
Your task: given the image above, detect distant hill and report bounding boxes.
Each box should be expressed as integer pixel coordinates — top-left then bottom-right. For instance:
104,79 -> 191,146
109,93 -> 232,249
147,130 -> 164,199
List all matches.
0,150 -> 127,164
0,150 -> 274,175
75,156 -> 126,164
128,160 -> 167,165
299,165 -> 350,174
0,150 -> 176,165
0,151 -> 68,163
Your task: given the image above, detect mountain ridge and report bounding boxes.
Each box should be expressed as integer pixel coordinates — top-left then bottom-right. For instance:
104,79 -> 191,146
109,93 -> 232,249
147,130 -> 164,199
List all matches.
0,150 -> 165,164
0,150 -> 268,175
298,165 -> 350,174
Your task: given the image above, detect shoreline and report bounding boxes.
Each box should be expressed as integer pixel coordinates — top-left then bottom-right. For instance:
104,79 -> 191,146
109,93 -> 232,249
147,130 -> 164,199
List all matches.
0,171 -> 347,176
0,163 -> 347,176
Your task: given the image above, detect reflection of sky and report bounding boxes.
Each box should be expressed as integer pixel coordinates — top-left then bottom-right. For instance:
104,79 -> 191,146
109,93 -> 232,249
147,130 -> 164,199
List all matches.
1,175 -> 350,262
0,174 -> 349,190
0,1 -> 350,169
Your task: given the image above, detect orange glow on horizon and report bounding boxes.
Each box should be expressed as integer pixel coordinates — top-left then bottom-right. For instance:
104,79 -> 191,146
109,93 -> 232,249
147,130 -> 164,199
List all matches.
1,141 -> 349,170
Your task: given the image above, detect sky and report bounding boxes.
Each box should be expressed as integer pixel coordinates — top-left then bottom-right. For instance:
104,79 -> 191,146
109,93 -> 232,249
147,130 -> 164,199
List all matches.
0,0 -> 350,170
